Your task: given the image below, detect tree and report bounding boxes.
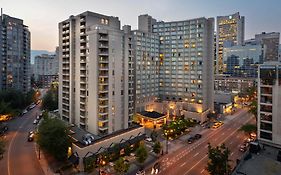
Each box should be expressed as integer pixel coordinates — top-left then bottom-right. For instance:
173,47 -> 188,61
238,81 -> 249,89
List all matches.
150,130 -> 158,142
42,88 -> 58,111
153,141 -> 162,155
135,144 -> 148,164
0,138 -> 5,159
207,143 -> 231,175
37,117 -> 71,161
114,157 -> 130,174
239,124 -> 257,137
249,100 -> 257,118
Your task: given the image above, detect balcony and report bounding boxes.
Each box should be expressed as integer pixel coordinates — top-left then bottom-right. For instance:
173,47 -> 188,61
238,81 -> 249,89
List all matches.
260,105 -> 272,113
99,126 -> 108,131
260,87 -> 272,95
99,79 -> 108,85
99,64 -> 109,70
260,96 -> 272,105
99,44 -> 108,49
99,36 -> 108,41
99,57 -> 108,63
99,51 -> 109,57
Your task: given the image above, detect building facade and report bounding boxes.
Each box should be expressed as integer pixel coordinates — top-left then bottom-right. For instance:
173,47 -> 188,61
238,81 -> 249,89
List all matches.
0,13 -> 31,93
255,32 -> 280,62
58,11 -> 134,136
258,62 -> 281,148
133,30 -> 160,112
223,43 -> 263,77
34,53 -> 59,87
279,44 -> 281,61
214,74 -> 256,94
216,12 -> 245,74
152,17 -> 214,113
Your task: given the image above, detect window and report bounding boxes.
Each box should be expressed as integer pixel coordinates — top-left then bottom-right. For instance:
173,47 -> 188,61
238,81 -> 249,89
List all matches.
260,131 -> 272,140
121,90 -> 123,95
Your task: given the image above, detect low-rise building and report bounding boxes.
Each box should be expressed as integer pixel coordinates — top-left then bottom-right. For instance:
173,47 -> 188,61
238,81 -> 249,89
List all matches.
214,74 -> 256,94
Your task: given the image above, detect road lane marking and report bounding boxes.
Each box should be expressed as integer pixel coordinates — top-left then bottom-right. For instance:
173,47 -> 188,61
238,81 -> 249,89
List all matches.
180,162 -> 186,167
231,152 -> 234,156
204,145 -> 208,148
152,109 -> 251,172
7,110 -> 36,175
184,116 -> 253,175
193,152 -> 199,157
201,169 -> 205,173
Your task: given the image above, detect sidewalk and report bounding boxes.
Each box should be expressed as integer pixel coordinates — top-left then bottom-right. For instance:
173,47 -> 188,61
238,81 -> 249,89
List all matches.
35,145 -> 56,175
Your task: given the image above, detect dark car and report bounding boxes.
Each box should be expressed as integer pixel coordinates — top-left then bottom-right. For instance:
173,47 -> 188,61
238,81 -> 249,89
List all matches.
188,137 -> 195,144
0,123 -> 8,134
194,134 -> 202,140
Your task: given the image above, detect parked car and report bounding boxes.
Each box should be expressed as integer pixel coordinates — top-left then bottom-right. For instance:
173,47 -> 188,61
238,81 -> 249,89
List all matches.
82,133 -> 95,145
145,137 -> 153,142
0,123 -> 8,134
136,168 -> 145,175
22,109 -> 28,115
28,131 -> 35,142
187,137 -> 195,144
151,162 -> 160,174
194,134 -> 202,140
239,144 -> 247,152
33,119 -> 38,125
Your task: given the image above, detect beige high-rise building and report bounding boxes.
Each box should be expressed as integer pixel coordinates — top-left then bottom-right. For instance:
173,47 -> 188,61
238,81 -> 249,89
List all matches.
152,17 -> 215,114
58,11 -> 134,136
216,12 -> 245,74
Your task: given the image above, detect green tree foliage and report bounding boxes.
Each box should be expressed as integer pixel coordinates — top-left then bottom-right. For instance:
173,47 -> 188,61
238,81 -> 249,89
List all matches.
37,117 -> 71,161
42,87 -> 58,111
0,89 -> 36,116
239,124 -> 257,136
249,100 -> 257,118
150,130 -> 158,142
153,141 -> 162,155
114,157 -> 130,174
0,138 -> 5,159
83,156 -> 96,173
207,143 -> 231,175
135,144 -> 148,164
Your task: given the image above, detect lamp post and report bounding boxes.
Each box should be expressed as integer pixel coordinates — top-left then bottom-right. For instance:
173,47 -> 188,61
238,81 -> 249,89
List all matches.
166,131 -> 169,154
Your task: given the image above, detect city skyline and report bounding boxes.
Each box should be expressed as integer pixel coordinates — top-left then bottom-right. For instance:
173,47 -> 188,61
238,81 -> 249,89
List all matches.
1,0 -> 281,51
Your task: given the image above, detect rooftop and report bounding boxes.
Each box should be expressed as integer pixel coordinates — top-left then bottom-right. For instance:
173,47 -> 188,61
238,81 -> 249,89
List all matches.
233,145 -> 281,175
138,111 -> 165,119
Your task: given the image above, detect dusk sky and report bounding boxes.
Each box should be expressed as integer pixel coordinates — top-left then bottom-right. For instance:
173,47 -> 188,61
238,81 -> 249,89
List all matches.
1,0 -> 281,51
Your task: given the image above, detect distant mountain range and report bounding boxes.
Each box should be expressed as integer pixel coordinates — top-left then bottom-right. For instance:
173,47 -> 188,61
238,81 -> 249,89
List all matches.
31,50 -> 55,64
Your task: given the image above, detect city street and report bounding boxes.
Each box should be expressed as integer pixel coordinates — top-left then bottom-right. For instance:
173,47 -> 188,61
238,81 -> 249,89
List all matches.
0,105 -> 44,175
146,109 -> 253,175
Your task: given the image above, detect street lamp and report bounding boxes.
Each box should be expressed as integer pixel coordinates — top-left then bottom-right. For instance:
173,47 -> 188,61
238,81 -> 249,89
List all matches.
166,131 -> 168,154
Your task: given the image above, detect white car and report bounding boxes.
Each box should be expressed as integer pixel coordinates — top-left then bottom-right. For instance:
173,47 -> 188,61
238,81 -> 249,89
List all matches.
82,134 -> 95,145
145,137 -> 152,142
33,119 -> 38,124
22,109 -> 28,115
136,169 -> 145,175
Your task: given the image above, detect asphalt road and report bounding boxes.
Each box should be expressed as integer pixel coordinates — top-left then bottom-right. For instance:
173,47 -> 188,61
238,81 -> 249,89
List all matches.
0,105 -> 44,175
147,109 -> 253,175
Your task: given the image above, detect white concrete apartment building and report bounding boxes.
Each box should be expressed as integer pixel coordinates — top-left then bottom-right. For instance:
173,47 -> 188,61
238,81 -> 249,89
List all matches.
258,62 -> 281,148
133,30 -> 160,112
58,11 -> 134,136
153,17 -> 215,116
134,15 -> 214,121
216,12 -> 245,74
